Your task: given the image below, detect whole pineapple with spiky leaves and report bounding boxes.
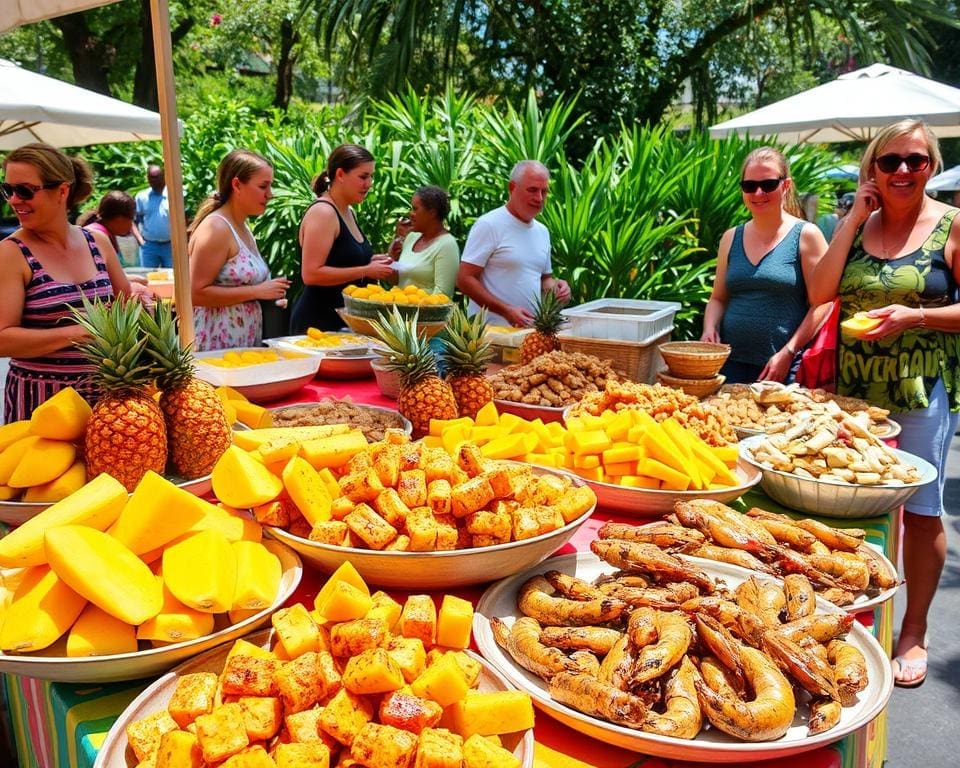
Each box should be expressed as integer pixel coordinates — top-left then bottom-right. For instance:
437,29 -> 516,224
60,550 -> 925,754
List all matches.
139,301 -> 232,478
71,296 -> 168,491
440,307 -> 495,419
370,306 -> 458,435
520,289 -> 566,363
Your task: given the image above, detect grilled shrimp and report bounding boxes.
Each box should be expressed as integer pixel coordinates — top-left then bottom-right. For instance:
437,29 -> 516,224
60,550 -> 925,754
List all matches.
819,587 -> 857,606
627,608 -> 693,685
752,517 -> 818,551
596,580 -> 699,609
539,626 -> 623,655
782,573 -> 817,621
590,540 -> 716,594
734,577 -> 785,629
543,570 -> 606,601
598,633 -> 634,689
491,617 -> 576,680
693,614 -> 746,680
805,552 -> 871,592
569,649 -> 601,676
694,501 -> 778,547
549,671 -> 650,728
808,697 -> 842,735
856,545 -> 899,591
774,613 -> 854,644
694,641 -> 796,741
595,572 -> 650,589
690,543 -> 775,574
519,575 -> 627,626
827,639 -> 868,705
761,631 -> 838,700
682,596 -> 765,647
598,521 -> 705,551
640,656 -> 703,739
765,543 -> 841,589
794,519 -> 865,552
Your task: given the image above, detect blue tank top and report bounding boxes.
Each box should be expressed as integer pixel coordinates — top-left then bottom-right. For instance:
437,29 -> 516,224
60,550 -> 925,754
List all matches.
721,221 -> 807,366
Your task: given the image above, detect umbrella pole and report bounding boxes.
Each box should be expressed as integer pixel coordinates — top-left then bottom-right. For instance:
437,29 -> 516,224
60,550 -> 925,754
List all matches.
149,0 -> 194,348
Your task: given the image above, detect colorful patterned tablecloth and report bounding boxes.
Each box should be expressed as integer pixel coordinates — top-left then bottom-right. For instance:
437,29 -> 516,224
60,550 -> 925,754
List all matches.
1,378 -> 896,768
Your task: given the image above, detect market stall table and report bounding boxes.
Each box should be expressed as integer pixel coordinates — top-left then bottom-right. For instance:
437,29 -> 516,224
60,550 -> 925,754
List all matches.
1,379 -> 897,768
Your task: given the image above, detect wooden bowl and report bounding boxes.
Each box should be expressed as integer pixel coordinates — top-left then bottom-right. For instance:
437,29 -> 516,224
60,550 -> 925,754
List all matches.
656,370 -> 725,398
658,341 -> 731,379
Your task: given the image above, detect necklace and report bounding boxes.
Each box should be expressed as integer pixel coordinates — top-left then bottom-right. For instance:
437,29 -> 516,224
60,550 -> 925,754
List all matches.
878,221 -> 905,259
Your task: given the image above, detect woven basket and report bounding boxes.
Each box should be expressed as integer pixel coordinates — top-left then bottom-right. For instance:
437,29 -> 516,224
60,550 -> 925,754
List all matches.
656,371 -> 726,398
558,329 -> 670,383
657,341 -> 730,379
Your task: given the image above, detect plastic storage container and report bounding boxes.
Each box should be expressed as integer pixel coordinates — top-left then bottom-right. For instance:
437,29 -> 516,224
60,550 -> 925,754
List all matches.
560,299 -> 681,343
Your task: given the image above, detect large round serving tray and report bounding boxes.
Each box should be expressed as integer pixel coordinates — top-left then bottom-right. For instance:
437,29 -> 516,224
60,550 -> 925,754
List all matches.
0,473 -> 212,527
93,629 -> 534,768
265,465 -> 595,589
733,418 -> 901,442
581,459 -> 761,516
0,540 -> 301,683
474,551 -> 893,763
494,398 -> 568,424
269,401 -> 413,439
738,434 -> 936,519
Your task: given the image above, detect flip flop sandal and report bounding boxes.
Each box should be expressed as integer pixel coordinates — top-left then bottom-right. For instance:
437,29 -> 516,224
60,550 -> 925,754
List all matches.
892,654 -> 927,688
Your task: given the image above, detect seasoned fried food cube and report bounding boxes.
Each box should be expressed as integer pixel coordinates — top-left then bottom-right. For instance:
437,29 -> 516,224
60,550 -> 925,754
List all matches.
330,497 -> 355,521
483,467 -> 527,499
350,723 -> 418,768
221,655 -> 281,697
410,654 -> 468,707
450,476 -> 494,518
276,652 -> 323,713
318,688 -> 374,746
156,729 -> 202,768
447,690 -> 535,736
344,503 -> 398,550
384,427 -> 411,446
329,617 -> 389,657
237,696 -> 283,741
167,672 -> 218,729
220,744 -> 276,767
344,451 -> 372,474
471,533 -> 507,548
373,488 -> 411,527
317,650 -> 343,697
339,469 -> 384,503
385,635 -> 427,682
464,510 -> 512,541
194,702 -> 249,763
422,448 -> 455,483
426,479 -> 452,516
372,444 -> 401,488
398,443 -> 423,472
272,603 -> 321,657
511,505 -> 563,541
462,733 -> 520,768
384,534 -> 411,551
554,485 -> 597,522
397,469 -> 428,508
309,520 -> 349,546
405,507 -> 438,551
515,475 -> 568,506
379,689 -> 443,734
437,650 -> 482,687
283,708 -> 331,746
399,594 -> 437,645
433,517 -> 459,551
365,590 -> 403,629
456,443 -> 487,477
126,709 -> 179,762
342,647 -> 405,694
415,727 -> 464,768
273,741 -> 332,768
252,497 -> 294,528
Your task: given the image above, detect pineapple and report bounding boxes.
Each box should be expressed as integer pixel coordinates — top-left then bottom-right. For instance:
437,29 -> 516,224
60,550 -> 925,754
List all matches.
139,301 -> 232,478
440,307 -> 495,419
369,307 -> 458,435
519,289 -> 566,364
71,296 -> 168,492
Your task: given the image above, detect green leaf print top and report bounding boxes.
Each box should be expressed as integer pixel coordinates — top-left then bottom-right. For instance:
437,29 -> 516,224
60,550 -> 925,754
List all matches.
838,209 -> 960,413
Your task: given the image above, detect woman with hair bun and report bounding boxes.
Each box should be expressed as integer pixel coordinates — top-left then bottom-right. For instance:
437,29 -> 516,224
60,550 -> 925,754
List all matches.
290,143 -> 395,333
0,142 -> 137,421
188,149 -> 290,352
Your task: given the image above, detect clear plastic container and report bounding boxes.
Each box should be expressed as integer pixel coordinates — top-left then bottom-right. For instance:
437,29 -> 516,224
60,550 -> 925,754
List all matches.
560,299 -> 681,343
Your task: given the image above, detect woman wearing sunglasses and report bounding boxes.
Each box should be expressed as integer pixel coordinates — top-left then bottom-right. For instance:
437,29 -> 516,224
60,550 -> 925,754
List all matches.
0,142 -> 138,422
701,146 -> 828,383
811,119 -> 960,689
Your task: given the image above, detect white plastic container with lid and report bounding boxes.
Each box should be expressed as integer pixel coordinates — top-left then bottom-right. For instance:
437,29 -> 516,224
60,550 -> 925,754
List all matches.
560,298 -> 681,343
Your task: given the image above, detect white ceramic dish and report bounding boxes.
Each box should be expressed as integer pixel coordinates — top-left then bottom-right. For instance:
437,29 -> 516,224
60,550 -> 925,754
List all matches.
0,473 -> 212,527
0,540 -> 301,683
93,630 -> 534,768
739,434 -> 936,519
265,466 -> 596,589
265,333 -> 383,356
193,348 -> 321,402
474,551 -> 893,762
494,398 -> 568,424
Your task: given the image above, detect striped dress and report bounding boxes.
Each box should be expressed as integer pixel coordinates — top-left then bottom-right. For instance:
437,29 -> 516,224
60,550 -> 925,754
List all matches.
4,230 -> 115,422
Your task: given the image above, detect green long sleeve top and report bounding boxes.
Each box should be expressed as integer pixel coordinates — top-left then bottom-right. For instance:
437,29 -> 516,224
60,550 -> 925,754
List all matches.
396,232 -> 460,297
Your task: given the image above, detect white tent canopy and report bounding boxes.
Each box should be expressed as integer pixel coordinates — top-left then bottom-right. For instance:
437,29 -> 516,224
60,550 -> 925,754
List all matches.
927,165 -> 960,193
710,63 -> 960,144
0,58 -> 163,149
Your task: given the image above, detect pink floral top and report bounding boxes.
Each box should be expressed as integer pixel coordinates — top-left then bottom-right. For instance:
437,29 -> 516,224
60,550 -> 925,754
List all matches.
193,213 -> 271,351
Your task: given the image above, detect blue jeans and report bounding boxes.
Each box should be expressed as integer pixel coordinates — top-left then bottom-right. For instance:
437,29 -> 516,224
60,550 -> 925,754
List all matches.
140,240 -> 172,268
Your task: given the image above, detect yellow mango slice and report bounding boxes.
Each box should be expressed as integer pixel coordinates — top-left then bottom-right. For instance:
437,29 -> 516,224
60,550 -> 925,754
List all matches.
137,576 -> 216,642
436,595 -> 473,649
448,690 -> 535,737
473,401 -> 499,426
22,460 -> 87,502
479,433 -> 527,460
231,540 -> 281,610
44,525 -> 162,625
462,733 -> 520,768
0,420 -> 32,453
215,385 -> 249,402
0,566 -> 87,652
232,424 -> 350,451
318,581 -> 373,622
314,561 -> 370,616
66,603 -> 138,657
29,386 -> 92,441
0,472 -> 128,568
0,435 -> 40,485
299,430 -> 369,470
233,400 -> 274,429
212,445 -> 283,508
840,311 -> 882,337
411,653 -> 469,706
162,530 -> 237,613
7,438 -> 77,489
282,455 -> 332,524
342,648 -> 405,694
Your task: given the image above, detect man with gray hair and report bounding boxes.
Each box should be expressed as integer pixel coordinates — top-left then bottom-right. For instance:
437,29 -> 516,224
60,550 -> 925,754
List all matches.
457,160 -> 570,327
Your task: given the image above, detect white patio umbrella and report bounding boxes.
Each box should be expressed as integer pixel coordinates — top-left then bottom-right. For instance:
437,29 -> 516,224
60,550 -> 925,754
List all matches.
710,63 -> 960,144
0,58 -> 163,149
1,0 -> 195,343
926,164 -> 960,192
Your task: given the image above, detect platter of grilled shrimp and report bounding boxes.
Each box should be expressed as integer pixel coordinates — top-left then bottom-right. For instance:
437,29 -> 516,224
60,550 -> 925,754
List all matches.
621,499 -> 900,612
474,541 -> 892,761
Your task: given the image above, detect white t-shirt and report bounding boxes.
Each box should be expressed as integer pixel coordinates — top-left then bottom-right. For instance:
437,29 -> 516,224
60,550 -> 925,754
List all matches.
460,206 -> 552,326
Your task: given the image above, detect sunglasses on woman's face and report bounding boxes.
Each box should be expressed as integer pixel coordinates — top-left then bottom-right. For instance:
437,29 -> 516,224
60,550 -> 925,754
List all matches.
740,177 -> 784,194
0,181 -> 62,201
873,153 -> 930,174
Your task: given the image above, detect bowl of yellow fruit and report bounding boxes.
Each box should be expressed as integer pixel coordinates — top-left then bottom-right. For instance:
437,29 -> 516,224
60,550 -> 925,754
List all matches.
342,283 -> 454,323
193,348 -> 321,402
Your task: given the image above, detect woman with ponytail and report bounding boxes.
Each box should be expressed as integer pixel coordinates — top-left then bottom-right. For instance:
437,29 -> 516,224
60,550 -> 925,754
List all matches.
701,146 -> 829,383
290,144 -> 395,333
188,149 -> 290,352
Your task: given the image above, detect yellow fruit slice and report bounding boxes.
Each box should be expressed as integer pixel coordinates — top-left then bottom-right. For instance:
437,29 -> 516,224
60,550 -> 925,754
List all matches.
840,311 -> 882,336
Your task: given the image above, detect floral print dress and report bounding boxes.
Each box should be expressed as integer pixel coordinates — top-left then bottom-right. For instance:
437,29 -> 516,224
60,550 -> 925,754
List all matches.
193,213 -> 271,352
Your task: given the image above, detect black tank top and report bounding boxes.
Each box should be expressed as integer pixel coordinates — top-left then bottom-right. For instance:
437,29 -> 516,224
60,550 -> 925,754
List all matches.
290,199 -> 374,333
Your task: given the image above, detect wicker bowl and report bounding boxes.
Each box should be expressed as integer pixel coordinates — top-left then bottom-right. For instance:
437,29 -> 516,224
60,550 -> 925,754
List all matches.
656,371 -> 725,398
658,341 -> 731,379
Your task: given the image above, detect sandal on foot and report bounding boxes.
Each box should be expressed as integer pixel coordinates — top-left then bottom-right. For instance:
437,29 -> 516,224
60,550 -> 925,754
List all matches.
892,653 -> 927,688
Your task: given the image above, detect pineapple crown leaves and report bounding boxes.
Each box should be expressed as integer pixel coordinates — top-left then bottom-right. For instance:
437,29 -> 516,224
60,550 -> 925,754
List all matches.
368,305 -> 440,387
70,294 -> 158,392
439,306 -> 494,375
138,300 -> 196,388
531,289 -> 567,335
